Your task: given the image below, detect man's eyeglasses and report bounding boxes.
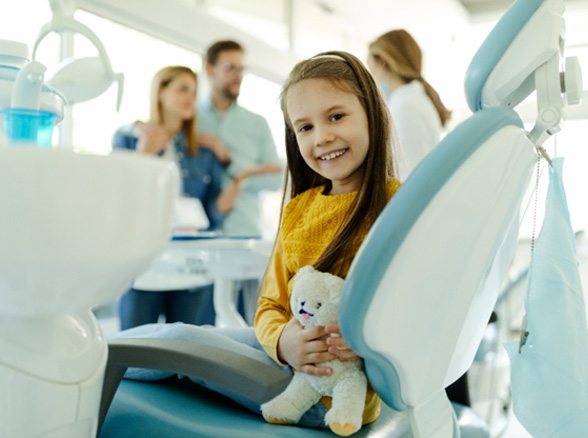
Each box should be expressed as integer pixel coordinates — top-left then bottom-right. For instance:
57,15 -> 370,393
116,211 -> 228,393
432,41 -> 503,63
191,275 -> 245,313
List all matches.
216,63 -> 246,75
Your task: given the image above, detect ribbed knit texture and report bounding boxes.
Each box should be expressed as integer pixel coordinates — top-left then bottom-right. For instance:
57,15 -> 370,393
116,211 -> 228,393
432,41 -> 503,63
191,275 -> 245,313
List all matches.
282,187 -> 360,278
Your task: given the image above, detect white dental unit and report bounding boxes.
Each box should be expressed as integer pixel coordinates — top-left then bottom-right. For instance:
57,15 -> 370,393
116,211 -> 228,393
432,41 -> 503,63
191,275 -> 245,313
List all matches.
133,236 -> 272,327
0,29 -> 177,438
0,2 -> 270,435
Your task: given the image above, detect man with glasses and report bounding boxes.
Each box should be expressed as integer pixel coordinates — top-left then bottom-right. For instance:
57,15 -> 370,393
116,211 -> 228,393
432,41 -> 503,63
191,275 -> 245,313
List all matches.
198,40 -> 282,238
198,40 -> 282,325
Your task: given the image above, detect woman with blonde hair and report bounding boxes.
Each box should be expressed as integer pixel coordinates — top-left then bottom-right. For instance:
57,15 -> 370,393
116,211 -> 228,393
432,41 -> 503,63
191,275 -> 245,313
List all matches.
113,65 -> 224,329
368,29 -> 451,180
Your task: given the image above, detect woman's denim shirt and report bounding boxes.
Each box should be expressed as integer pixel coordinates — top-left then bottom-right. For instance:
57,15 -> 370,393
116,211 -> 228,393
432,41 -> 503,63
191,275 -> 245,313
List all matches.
112,125 -> 223,230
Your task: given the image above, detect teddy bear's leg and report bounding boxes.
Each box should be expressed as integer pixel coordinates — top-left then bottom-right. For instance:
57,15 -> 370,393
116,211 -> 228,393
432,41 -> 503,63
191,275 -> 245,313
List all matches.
325,373 -> 368,437
261,373 -> 322,425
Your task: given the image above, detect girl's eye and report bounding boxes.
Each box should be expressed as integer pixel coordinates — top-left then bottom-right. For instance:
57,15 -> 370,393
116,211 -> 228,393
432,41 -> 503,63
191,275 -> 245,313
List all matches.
298,124 -> 312,133
330,113 -> 344,122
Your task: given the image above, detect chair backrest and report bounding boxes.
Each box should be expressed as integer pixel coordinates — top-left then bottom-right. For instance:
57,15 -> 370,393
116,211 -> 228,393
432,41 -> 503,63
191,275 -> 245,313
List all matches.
341,108 -> 536,410
339,0 -> 567,419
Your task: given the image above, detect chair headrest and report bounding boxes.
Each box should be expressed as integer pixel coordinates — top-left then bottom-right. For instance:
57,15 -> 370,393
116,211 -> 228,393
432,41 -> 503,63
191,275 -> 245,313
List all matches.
464,0 -> 561,112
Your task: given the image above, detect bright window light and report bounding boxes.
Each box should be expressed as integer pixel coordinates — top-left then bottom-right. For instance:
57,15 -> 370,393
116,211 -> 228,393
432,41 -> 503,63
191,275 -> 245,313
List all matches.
68,11 -> 202,154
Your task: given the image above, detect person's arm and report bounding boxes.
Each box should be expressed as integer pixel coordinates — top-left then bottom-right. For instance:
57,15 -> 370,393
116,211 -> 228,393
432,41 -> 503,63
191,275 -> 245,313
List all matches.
216,164 -> 282,215
239,118 -> 283,192
242,163 -> 283,177
254,222 -> 335,376
202,153 -> 224,230
254,234 -> 291,365
112,124 -> 138,151
198,132 -> 231,167
216,173 -> 245,216
134,122 -> 170,156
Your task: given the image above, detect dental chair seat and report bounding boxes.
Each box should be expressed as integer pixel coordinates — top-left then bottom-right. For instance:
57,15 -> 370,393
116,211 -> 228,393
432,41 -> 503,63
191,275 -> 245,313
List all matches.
101,380 -> 487,438
102,379 -> 407,438
98,340 -> 488,438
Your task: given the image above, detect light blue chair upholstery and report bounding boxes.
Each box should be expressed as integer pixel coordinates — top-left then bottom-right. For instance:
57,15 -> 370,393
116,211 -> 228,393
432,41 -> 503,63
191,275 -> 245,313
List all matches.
99,0 -> 565,436
465,0 -> 544,111
339,106 -> 535,437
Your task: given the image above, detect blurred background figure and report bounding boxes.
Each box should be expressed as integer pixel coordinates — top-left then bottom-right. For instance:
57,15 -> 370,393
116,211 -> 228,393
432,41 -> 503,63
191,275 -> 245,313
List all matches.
368,29 -> 451,181
198,40 -> 284,324
113,65 -> 221,329
198,40 -> 283,238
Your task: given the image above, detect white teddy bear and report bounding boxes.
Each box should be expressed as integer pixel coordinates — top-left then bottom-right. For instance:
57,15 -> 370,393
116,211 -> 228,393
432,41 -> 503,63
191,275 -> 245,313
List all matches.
261,265 -> 368,437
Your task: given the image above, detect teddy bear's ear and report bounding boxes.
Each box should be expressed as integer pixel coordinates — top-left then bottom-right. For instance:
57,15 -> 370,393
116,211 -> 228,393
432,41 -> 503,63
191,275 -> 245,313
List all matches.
327,276 -> 345,300
297,265 -> 315,277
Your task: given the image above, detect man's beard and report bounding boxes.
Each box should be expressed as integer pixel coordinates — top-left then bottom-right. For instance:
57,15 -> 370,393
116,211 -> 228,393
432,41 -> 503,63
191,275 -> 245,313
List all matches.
222,86 -> 239,102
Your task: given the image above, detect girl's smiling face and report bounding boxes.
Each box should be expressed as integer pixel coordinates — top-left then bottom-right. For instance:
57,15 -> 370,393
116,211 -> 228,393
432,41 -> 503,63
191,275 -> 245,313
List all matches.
287,78 -> 369,195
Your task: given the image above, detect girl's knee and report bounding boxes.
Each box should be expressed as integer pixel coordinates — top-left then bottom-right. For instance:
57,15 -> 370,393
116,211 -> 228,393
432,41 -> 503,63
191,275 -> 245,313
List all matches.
162,322 -> 207,340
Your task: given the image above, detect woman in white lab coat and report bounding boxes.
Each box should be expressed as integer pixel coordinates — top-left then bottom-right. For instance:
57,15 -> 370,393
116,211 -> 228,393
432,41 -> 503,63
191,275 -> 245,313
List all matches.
368,29 -> 451,181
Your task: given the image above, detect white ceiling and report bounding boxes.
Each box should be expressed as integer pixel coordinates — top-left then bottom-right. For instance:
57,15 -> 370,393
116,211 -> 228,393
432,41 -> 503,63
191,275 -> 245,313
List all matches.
81,0 -> 588,114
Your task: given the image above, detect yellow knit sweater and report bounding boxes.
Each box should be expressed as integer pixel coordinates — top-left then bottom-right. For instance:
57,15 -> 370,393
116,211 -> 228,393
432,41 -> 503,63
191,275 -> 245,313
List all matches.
254,178 -> 400,425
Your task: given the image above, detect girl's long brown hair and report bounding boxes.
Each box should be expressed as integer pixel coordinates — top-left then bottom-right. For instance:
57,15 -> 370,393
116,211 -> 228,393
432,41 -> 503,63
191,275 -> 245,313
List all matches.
369,29 -> 451,127
280,51 -> 396,273
150,66 -> 199,156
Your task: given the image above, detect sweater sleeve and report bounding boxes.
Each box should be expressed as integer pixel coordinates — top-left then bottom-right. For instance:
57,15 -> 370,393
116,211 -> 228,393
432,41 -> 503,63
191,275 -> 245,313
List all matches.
254,229 -> 292,366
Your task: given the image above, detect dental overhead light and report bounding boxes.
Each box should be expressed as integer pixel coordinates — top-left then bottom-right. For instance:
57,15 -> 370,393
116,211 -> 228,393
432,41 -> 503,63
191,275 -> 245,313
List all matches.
32,0 -> 124,110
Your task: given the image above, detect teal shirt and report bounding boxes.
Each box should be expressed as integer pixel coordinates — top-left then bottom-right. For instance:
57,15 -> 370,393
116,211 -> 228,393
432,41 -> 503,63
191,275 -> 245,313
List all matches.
198,100 -> 282,236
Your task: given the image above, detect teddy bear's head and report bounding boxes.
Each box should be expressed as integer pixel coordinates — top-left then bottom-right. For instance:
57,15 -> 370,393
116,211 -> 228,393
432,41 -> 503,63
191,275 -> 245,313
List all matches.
290,265 -> 345,328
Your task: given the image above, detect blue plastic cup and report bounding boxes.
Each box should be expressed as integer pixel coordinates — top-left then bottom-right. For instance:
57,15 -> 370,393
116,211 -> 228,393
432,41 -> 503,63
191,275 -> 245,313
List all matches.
0,108 -> 58,147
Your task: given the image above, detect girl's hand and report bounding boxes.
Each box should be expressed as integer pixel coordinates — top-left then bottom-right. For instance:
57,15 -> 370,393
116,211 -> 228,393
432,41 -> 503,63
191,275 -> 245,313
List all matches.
325,324 -> 360,362
135,122 -> 170,155
277,318 -> 336,376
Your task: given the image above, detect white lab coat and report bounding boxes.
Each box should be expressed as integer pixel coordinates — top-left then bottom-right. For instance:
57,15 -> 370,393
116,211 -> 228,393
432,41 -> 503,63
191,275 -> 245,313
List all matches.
387,80 -> 442,181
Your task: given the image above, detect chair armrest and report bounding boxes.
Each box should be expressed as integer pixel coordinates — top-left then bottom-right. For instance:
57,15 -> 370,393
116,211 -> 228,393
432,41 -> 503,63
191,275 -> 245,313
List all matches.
98,338 -> 291,434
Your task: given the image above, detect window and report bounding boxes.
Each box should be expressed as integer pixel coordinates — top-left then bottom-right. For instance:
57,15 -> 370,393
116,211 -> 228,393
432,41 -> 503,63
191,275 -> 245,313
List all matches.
66,11 -> 202,154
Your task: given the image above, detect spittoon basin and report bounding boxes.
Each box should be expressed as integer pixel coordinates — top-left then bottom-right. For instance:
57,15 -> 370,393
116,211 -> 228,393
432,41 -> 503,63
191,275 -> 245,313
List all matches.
0,147 -> 178,318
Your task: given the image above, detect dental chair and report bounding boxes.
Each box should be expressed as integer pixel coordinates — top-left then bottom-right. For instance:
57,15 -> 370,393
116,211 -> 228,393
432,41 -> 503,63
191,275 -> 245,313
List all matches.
98,0 -> 582,436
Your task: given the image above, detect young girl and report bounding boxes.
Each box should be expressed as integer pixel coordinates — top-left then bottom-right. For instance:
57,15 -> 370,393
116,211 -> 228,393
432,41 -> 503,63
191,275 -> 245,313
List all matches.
114,51 -> 400,430
255,50 -> 400,428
